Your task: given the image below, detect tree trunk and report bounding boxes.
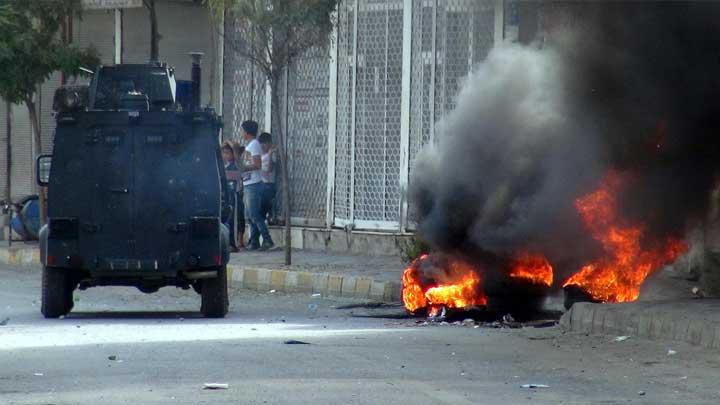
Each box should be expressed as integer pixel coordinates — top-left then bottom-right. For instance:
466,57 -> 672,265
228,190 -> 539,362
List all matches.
148,0 -> 159,61
270,77 -> 291,265
25,98 -> 46,225
4,101 -> 10,203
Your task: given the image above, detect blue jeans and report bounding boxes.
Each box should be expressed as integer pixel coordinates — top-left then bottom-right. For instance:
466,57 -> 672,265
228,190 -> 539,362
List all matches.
244,183 -> 272,246
261,182 -> 276,220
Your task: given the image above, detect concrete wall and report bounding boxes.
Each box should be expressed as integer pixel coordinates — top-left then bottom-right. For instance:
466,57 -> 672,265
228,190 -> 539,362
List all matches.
265,226 -> 413,257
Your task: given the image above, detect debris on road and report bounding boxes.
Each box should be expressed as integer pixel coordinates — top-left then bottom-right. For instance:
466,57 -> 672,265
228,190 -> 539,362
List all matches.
33,373 -> 44,377
312,293 -> 322,297
521,384 -> 549,389
667,349 -> 677,356
524,320 -> 558,328
428,307 -> 447,322
352,312 -> 413,320
691,286 -> 705,298
284,340 -> 310,345
614,336 -> 631,342
269,289 -> 276,293
0,317 -> 9,326
203,383 -> 229,390
336,302 -> 401,310
108,355 -> 118,361
638,391 -> 646,396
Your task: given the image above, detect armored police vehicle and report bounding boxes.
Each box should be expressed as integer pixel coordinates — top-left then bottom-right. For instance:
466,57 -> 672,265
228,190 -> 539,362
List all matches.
38,58 -> 231,318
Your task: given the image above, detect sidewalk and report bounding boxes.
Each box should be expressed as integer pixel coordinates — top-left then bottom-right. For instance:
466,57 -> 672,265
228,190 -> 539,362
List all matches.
0,244 -> 403,303
561,299 -> 720,349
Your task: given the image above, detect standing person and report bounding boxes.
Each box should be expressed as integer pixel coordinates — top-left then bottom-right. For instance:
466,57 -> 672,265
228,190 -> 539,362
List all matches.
258,132 -> 277,224
240,120 -> 275,251
221,142 -> 240,253
232,141 -> 246,249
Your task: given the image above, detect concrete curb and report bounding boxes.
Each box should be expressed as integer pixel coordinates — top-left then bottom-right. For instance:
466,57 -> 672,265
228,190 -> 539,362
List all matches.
0,246 -> 40,267
226,265 -> 401,302
560,302 -> 720,349
0,246 -> 402,303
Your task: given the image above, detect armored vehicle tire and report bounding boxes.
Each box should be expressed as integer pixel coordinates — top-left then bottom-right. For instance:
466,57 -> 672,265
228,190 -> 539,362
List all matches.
41,266 -> 73,318
201,265 -> 229,318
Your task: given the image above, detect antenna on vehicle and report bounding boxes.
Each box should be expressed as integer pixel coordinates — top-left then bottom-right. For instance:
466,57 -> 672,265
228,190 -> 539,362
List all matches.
189,52 -> 203,112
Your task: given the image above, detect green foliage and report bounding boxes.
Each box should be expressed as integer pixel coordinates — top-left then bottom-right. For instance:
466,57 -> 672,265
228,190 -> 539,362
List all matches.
0,0 -> 99,104
205,0 -> 337,81
399,237 -> 432,264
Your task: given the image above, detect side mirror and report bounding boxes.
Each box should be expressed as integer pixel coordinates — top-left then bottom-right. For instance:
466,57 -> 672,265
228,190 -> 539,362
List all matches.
36,155 -> 52,187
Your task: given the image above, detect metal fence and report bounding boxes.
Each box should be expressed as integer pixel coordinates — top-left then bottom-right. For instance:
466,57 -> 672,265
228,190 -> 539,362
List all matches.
223,13 -> 268,138
223,0 -> 501,233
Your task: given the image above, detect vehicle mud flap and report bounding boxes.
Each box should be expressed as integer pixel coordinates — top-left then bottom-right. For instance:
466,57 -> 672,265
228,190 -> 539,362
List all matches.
41,266 -> 74,318
200,265 -> 228,318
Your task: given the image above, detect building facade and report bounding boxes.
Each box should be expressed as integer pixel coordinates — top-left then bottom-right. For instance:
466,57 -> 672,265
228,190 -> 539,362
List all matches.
3,0 -> 540,239
1,0 -> 222,203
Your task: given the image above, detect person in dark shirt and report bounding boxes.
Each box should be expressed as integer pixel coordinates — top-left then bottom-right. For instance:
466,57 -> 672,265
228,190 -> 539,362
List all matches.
232,141 -> 246,248
222,142 -> 238,171
222,142 -> 240,252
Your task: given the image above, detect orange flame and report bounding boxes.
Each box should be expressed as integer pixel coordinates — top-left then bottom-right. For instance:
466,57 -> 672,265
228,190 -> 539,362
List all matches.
509,253 -> 553,287
401,254 -> 487,313
563,173 -> 687,302
401,255 -> 428,312
425,271 -> 486,309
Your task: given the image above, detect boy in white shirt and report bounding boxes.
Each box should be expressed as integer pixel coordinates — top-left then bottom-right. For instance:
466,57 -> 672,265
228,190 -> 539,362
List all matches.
240,121 -> 274,251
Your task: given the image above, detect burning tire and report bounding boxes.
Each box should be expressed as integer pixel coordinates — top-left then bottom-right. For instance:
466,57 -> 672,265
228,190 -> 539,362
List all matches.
402,252 -> 553,319
402,254 -> 487,316
41,266 -> 74,318
562,285 -> 601,310
200,265 -> 229,318
485,279 -> 549,318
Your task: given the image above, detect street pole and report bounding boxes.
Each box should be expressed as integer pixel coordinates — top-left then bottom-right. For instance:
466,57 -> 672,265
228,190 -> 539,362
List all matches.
5,100 -> 12,246
4,101 -> 10,204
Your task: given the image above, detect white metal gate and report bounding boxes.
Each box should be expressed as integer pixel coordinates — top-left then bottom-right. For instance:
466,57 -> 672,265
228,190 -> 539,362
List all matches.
223,0 -> 502,232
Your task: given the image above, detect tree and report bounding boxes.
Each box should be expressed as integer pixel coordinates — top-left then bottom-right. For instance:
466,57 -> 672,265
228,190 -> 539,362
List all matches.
206,0 -> 337,265
143,0 -> 161,61
0,0 -> 98,223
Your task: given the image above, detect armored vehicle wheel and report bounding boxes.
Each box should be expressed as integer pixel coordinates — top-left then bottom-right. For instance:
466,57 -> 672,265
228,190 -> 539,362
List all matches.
201,266 -> 228,318
41,266 -> 73,318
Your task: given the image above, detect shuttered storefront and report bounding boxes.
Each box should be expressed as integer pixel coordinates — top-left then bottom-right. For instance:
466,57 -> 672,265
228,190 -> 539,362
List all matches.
74,10 -> 117,65
8,103 -> 33,199
123,1 -> 220,107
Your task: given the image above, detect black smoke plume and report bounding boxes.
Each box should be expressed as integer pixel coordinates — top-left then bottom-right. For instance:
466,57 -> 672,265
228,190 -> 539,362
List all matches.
411,2 -> 720,282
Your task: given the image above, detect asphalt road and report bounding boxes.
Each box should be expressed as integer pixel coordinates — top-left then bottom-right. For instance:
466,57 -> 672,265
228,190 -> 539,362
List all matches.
1,264 -> 719,405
